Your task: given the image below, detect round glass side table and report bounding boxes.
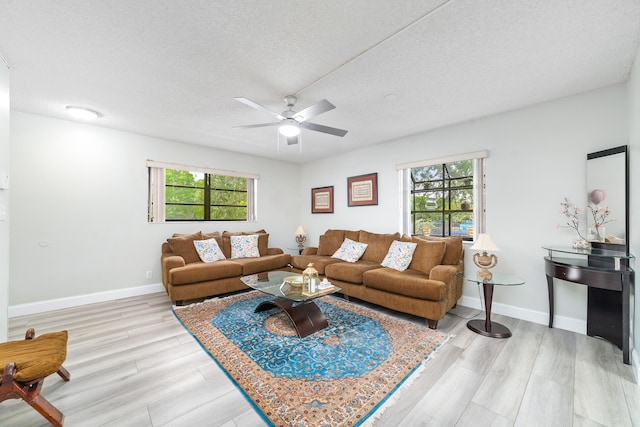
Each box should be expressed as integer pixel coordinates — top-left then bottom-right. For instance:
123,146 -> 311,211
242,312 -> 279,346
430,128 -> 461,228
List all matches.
458,273 -> 525,338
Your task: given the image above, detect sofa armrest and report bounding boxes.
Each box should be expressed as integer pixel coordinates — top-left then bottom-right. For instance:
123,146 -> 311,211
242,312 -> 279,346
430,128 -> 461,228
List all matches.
266,247 -> 284,255
429,263 -> 464,302
428,264 -> 458,283
301,247 -> 318,255
161,255 -> 186,286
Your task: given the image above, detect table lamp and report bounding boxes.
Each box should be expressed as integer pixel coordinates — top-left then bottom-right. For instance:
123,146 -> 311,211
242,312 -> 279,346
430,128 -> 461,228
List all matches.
470,233 -> 500,281
295,226 -> 307,249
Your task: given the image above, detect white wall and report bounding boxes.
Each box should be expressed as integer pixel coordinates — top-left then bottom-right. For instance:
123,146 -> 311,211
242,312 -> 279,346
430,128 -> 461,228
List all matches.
299,84 -> 628,331
9,113 -> 300,305
7,81 -> 634,341
628,43 -> 640,359
0,56 -> 9,340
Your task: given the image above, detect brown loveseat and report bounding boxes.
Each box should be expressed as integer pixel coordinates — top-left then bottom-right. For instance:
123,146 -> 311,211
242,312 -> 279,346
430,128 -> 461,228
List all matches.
290,230 -> 464,328
161,230 -> 291,304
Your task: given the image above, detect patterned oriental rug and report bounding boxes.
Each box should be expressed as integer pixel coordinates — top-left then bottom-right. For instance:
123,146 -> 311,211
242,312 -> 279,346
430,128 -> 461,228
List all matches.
173,291 -> 449,427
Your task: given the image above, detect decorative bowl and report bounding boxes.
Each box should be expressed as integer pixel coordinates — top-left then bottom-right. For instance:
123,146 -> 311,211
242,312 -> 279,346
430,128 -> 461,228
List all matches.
283,275 -> 304,288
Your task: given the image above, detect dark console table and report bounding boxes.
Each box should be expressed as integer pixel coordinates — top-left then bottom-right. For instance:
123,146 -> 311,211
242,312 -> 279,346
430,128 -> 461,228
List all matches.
543,244 -> 635,364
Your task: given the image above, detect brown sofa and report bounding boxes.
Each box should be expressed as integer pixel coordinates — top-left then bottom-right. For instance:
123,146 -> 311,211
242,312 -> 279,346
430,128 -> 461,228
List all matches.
161,230 -> 291,304
290,230 -> 464,328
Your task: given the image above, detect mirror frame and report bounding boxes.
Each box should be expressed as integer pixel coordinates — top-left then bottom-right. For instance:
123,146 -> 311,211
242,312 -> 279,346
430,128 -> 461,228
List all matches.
586,145 -> 629,254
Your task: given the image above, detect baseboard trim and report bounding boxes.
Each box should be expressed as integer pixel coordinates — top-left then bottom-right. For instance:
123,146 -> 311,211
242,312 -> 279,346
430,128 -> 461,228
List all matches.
458,294 -> 587,335
8,283 -> 165,317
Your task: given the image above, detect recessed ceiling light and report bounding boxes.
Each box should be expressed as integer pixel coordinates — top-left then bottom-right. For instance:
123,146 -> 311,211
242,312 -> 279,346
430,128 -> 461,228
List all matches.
65,105 -> 100,120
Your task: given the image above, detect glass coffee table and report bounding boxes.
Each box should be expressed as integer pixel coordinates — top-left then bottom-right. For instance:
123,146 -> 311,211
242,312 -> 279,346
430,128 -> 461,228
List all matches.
240,271 -> 341,338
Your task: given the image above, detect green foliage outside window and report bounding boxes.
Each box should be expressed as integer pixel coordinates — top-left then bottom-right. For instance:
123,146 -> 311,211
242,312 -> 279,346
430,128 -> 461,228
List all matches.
165,169 -> 248,221
410,160 -> 474,239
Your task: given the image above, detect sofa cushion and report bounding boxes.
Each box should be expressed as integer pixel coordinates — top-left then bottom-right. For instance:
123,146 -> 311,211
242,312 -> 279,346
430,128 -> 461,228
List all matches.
317,234 -> 345,256
167,231 -> 204,264
202,231 -> 223,249
359,231 -> 401,263
332,238 -> 368,263
290,255 -> 344,275
230,253 -> 291,275
408,239 -> 446,274
325,260 -> 380,284
344,230 -> 361,242
415,235 -> 463,265
381,240 -> 418,272
193,238 -> 226,263
172,231 -> 203,240
363,268 -> 446,301
0,330 -> 68,382
169,260 -> 243,285
324,228 -> 345,239
230,234 -> 260,258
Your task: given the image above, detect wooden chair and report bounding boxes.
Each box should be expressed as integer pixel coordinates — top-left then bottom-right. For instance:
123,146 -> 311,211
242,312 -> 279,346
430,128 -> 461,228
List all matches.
0,328 -> 70,426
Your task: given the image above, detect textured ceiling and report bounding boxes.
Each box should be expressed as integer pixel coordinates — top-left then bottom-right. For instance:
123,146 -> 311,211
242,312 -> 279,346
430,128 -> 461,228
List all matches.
1,0 -> 639,163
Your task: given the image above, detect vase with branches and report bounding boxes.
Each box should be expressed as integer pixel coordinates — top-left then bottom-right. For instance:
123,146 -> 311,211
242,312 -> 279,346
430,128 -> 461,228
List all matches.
587,204 -> 613,242
559,197 -> 613,247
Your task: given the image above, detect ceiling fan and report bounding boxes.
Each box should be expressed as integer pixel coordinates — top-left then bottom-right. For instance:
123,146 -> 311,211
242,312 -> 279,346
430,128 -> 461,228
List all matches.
233,95 -> 348,145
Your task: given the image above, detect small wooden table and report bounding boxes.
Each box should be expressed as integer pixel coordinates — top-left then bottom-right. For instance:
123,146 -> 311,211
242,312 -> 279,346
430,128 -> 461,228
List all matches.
459,273 -> 524,338
240,271 -> 341,338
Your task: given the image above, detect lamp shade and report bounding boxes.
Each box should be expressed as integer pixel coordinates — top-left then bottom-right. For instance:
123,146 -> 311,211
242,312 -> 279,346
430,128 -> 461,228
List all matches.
295,226 -> 306,235
470,233 -> 500,251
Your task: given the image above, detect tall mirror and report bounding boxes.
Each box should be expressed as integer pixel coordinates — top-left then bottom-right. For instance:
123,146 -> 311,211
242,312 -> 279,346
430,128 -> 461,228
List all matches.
586,145 -> 629,253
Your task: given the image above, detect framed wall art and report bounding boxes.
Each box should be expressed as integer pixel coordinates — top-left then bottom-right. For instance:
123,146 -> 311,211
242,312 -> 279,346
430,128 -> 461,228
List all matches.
347,172 -> 378,207
311,186 -> 334,213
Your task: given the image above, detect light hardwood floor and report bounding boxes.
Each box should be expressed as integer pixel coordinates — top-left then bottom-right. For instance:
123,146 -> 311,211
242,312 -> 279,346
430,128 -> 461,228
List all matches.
1,291 -> 638,426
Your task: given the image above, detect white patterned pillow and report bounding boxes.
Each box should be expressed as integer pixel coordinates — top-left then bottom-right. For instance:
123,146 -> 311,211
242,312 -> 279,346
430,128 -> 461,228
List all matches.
230,234 -> 260,258
331,238 -> 368,263
381,240 -> 418,271
193,238 -> 226,263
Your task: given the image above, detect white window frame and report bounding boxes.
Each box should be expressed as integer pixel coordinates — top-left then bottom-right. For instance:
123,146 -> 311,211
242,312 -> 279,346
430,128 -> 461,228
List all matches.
397,151 -> 487,239
147,160 -> 258,223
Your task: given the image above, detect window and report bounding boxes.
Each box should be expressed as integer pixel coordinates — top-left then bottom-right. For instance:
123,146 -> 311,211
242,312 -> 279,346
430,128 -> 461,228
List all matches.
147,161 -> 257,222
398,151 -> 486,240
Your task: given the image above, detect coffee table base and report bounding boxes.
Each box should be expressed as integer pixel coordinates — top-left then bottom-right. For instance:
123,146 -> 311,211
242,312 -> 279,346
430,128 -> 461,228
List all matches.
467,319 -> 512,338
255,297 -> 329,338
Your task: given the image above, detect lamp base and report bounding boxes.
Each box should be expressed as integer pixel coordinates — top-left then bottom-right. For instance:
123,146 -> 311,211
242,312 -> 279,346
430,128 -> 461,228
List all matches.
476,268 -> 493,281
467,319 -> 512,338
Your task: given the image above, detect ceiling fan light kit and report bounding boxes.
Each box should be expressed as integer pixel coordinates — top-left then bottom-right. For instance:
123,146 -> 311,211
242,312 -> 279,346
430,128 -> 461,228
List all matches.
234,95 -> 348,147
279,118 -> 300,137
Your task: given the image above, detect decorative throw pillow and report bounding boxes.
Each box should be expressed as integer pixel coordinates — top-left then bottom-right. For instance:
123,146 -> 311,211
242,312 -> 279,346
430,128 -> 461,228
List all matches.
230,234 -> 260,259
331,238 -> 368,263
381,240 -> 418,271
193,238 -> 226,263
221,230 -> 269,258
202,231 -> 223,249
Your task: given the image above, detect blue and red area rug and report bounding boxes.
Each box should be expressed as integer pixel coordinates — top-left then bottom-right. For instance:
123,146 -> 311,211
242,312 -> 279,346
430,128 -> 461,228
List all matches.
173,291 -> 448,426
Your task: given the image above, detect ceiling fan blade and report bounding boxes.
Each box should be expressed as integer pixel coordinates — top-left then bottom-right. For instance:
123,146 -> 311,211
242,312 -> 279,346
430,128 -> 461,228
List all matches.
235,97 -> 285,120
301,122 -> 348,137
292,99 -> 335,122
233,122 -> 280,129
286,135 -> 299,145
